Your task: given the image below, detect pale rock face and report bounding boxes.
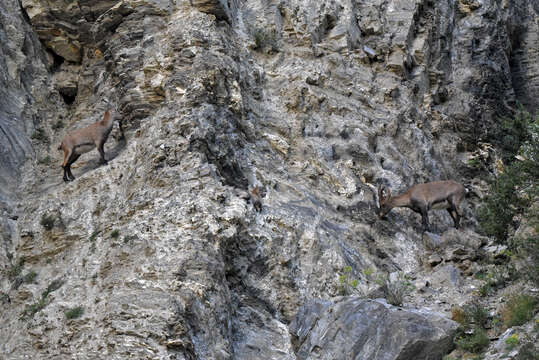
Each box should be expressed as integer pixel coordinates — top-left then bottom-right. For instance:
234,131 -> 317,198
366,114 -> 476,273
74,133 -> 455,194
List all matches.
0,0 -> 537,358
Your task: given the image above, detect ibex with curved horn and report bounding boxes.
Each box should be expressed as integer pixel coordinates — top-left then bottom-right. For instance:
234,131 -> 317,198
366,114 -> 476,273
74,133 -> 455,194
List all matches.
58,109 -> 123,182
377,180 -> 466,231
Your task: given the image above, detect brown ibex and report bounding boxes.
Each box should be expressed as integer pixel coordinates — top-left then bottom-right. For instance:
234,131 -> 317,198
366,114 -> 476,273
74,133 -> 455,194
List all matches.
377,180 -> 466,231
58,109 -> 123,182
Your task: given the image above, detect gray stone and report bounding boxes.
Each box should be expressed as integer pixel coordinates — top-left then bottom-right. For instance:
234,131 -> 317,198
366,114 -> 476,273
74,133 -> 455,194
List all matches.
290,298 -> 458,360
0,0 -> 537,358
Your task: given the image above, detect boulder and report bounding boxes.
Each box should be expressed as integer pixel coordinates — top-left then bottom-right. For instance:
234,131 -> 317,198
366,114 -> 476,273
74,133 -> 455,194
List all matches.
290,297 -> 458,360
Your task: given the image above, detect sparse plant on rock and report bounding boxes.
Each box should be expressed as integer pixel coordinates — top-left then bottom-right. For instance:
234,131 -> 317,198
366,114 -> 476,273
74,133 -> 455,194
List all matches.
89,230 -> 100,242
110,229 -> 120,239
501,294 -> 537,328
21,279 -> 65,320
52,120 -> 64,130
252,27 -> 279,53
455,326 -> 489,353
337,266 -> 361,296
6,259 -> 24,281
383,273 -> 413,307
65,306 -> 84,320
478,109 -> 538,244
31,128 -> 49,143
23,270 -> 38,284
38,155 -> 51,165
505,333 -> 519,350
40,213 -> 56,230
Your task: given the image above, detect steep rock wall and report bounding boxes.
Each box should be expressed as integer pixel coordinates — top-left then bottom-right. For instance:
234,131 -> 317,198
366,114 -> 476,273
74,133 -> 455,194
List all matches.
0,0 -> 537,359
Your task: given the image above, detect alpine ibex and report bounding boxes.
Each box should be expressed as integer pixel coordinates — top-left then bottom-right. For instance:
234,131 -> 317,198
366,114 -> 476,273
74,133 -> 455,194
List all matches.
377,180 -> 466,231
58,109 -> 123,182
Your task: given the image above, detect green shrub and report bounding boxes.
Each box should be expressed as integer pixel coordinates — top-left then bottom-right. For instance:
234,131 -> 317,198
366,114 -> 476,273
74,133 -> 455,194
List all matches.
517,342 -> 538,360
497,108 -> 534,161
38,155 -> 52,165
337,266 -> 361,296
65,306 -> 84,319
110,229 -> 120,239
52,120 -> 64,130
477,164 -> 527,242
478,110 -> 538,244
451,302 -> 489,328
501,294 -> 537,328
7,259 -> 24,281
0,292 -> 9,304
505,333 -> 519,350
21,279 -> 65,320
383,273 -> 413,307
455,326 -> 490,353
23,270 -> 38,284
123,235 -> 137,244
252,27 -> 279,53
21,297 -> 47,319
464,302 -> 489,328
31,128 -> 49,143
89,230 -> 100,242
40,213 -> 56,230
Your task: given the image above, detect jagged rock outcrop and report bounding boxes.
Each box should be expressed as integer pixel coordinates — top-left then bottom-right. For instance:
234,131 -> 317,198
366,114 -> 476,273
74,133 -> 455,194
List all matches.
0,0 -> 537,359
290,297 -> 458,360
0,0 -> 65,281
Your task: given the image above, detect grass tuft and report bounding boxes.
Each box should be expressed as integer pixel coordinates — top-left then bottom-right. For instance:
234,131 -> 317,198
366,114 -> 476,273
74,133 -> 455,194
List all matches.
65,306 -> 84,320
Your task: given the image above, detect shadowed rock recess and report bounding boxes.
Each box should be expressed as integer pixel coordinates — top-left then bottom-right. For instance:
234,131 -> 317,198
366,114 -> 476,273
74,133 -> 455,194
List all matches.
0,0 -> 537,359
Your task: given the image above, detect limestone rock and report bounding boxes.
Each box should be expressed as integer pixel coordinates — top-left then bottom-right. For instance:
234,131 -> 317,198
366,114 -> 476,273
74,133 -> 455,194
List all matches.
290,298 -> 458,360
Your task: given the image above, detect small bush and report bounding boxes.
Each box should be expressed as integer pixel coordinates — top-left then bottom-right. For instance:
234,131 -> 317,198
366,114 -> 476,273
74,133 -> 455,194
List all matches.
451,302 -> 489,328
89,230 -> 100,242
31,128 -> 49,143
478,110 -> 538,244
52,120 -> 64,130
110,229 -> 120,239
21,297 -> 47,319
384,273 -> 413,307
505,333 -> 519,350
511,232 -> 539,288
466,302 -> 489,327
40,213 -> 56,230
252,27 -> 279,53
21,279 -> 65,320
455,326 -> 490,353
517,342 -> 538,360
7,260 -> 24,281
65,306 -> 84,319
501,294 -> 537,328
23,270 -> 38,284
123,235 -> 137,244
0,292 -> 9,304
337,266 -> 361,296
43,279 -> 64,297
38,155 -> 52,165
451,306 -> 467,326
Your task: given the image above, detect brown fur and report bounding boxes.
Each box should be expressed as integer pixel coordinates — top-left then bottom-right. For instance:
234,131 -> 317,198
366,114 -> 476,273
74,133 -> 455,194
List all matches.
58,110 -> 116,182
378,180 -> 466,231
250,187 -> 262,212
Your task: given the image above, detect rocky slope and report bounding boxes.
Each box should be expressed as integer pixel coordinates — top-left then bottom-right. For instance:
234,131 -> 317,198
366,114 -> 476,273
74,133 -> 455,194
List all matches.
0,0 -> 537,359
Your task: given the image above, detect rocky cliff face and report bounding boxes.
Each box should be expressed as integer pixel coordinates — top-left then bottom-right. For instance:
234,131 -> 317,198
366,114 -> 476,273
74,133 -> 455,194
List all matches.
0,0 -> 537,359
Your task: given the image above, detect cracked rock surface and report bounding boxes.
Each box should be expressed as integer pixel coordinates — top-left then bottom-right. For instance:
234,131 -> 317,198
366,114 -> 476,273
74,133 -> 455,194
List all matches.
0,0 -> 537,359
